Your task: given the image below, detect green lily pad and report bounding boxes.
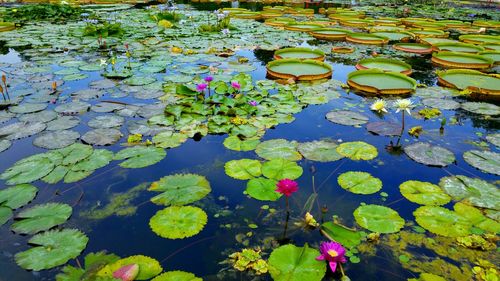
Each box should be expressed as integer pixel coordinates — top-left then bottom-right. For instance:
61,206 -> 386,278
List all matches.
149,206 -> 207,239
336,141 -> 378,161
223,136 -> 260,151
463,150 -> 500,175
0,153 -> 57,185
338,171 -> 382,194
414,206 -> 471,237
149,174 -> 211,206
0,139 -> 11,153
114,146 -> 166,168
268,244 -> 326,281
256,139 -> 302,161
82,128 -> 123,146
404,142 -> 455,167
0,207 -> 12,226
11,203 -> 72,235
399,180 -> 451,206
326,110 -> 369,126
0,184 -> 38,209
124,76 -> 156,86
354,204 -> 405,233
152,132 -> 188,149
486,133 -> 500,147
98,255 -> 163,280
262,158 -> 303,180
225,159 -> 262,180
33,130 -> 80,150
151,271 -> 202,281
246,177 -> 281,201
439,175 -> 500,211
15,229 -> 89,271
321,221 -> 366,249
297,140 -> 344,162
461,102 -> 500,115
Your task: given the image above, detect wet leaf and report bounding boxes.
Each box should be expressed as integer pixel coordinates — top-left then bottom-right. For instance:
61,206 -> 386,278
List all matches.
98,255 -> 162,280
0,184 -> 38,209
463,150 -> 500,175
262,159 -> 303,180
256,139 -> 302,161
225,159 -> 262,180
439,175 -> 500,211
151,271 -> 202,281
326,110 -> 369,126
223,136 -> 260,151
11,203 -> 72,234
246,177 -> 281,201
298,140 -> 344,162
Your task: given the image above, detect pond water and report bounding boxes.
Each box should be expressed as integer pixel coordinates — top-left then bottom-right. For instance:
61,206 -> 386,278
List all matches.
0,3 -> 499,281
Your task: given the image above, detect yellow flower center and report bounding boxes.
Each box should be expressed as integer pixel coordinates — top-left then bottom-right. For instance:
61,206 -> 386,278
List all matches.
327,250 -> 338,258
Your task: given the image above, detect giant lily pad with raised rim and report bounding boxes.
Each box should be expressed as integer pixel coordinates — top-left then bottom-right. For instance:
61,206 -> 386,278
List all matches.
149,174 -> 211,206
371,31 -> 413,42
437,69 -> 500,95
404,142 -> 455,167
149,206 -> 207,239
431,51 -> 493,70
284,22 -> 324,32
274,47 -> 325,61
353,204 -> 405,233
479,51 -> 500,65
266,59 -> 332,81
399,180 -> 451,206
347,69 -> 417,95
410,29 -> 448,39
346,33 -> 388,45
459,34 -> 500,45
309,28 -> 351,40
338,171 -> 382,194
15,229 -> 89,271
355,58 -> 412,75
268,244 -> 326,281
433,42 -> 485,53
393,43 -> 433,54
463,150 -> 500,176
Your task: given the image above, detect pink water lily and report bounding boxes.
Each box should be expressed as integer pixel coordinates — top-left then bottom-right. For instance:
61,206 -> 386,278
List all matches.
316,241 -> 347,273
231,81 -> 241,90
196,83 -> 208,92
248,100 -> 258,106
112,264 -> 139,281
275,179 -> 298,197
204,76 -> 214,82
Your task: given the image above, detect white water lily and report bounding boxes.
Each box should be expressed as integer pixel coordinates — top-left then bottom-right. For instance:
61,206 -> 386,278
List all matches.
99,59 -> 108,67
221,28 -> 230,36
370,99 -> 388,113
394,99 -> 414,114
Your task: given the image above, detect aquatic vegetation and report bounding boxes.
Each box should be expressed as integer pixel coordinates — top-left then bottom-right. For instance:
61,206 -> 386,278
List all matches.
338,171 -> 382,195
353,204 -> 405,233
149,205 -> 208,239
2,4 -> 82,23
399,180 -> 451,206
268,244 -> 326,281
316,241 -> 347,273
11,203 -> 72,235
113,264 -> 139,281
149,174 -> 211,206
98,255 -> 162,280
0,184 -> 37,226
275,178 -> 299,197
228,248 -> 268,275
336,141 -> 378,161
370,99 -> 388,113
83,21 -> 124,37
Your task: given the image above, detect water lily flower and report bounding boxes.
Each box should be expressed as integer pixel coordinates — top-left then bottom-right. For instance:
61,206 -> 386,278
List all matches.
394,99 -> 414,114
231,81 -> 241,90
248,100 -> 258,106
316,241 -> 347,273
100,59 -> 108,67
112,264 -> 139,281
196,83 -> 208,92
275,179 -> 298,197
221,28 -> 230,36
370,99 -> 388,113
204,76 -> 214,82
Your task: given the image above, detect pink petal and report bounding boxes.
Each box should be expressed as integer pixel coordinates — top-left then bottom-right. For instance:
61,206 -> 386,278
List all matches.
329,261 -> 337,273
113,264 -> 139,281
316,255 -> 326,261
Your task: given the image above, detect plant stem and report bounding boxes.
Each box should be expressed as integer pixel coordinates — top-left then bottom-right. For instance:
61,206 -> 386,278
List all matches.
396,111 -> 405,147
339,263 -> 345,276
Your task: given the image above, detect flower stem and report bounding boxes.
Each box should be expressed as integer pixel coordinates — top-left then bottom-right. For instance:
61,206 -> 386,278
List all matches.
396,111 -> 405,147
339,263 -> 345,276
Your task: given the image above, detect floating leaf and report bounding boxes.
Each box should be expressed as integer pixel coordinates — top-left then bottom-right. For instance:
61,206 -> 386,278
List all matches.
404,142 -> 455,167
11,203 -> 72,235
326,110 -> 369,126
414,206 -> 471,237
246,178 -> 281,201
33,130 -> 80,150
151,271 -> 202,281
82,128 -> 123,146
0,207 -> 12,226
0,139 -> 11,153
399,181 -> 451,206
337,171 -> 382,194
152,131 -> 188,149
366,122 -> 401,136
321,222 -> 366,249
486,133 -> 500,147
268,244 -> 326,281
149,206 -> 207,239
336,141 -> 378,161
98,255 -> 162,280
439,175 -> 500,211
297,141 -> 344,162
0,121 -> 46,140
114,146 -> 166,168
223,136 -> 260,151
88,115 -> 124,129
0,184 -> 38,209
421,98 -> 460,110
461,102 -> 500,115
255,139 -> 302,161
224,159 -> 262,180
0,153 -> 57,185
463,150 -> 500,175
15,229 -> 89,271
262,159 -> 303,180
353,204 -> 405,233
149,174 -> 211,206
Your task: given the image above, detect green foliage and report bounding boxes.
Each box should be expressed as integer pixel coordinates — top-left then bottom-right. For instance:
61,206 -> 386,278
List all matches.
149,174 -> 211,206
199,17 -> 232,33
337,171 -> 382,195
83,22 -> 124,37
11,203 -> 72,235
3,4 -> 82,23
354,204 -> 405,233
149,206 -> 207,239
98,255 -> 162,280
151,271 -> 203,281
399,180 -> 451,206
153,11 -> 183,23
229,248 -> 268,275
268,244 -> 326,281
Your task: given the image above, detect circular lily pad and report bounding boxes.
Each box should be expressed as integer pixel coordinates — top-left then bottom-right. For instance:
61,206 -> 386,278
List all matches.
268,244 -> 326,281
266,59 -> 332,81
11,203 -> 72,235
46,116 -> 80,131
98,255 -> 163,281
54,101 -> 90,115
309,28 -> 351,40
19,110 -> 57,123
338,171 -> 382,194
421,98 -> 460,110
486,133 -> 500,147
149,206 -> 207,239
399,180 -> 451,206
434,42 -> 485,53
432,51 -> 493,70
223,136 -> 260,152
346,32 -> 389,45
15,229 -> 88,271
225,159 -> 262,180
326,110 -> 369,126
463,150 -> 500,175
404,142 -> 455,167
149,174 -> 211,206
0,184 -> 38,209
151,271 -> 202,281
124,76 -> 156,86
297,140 -> 344,162
82,128 -> 122,146
366,122 -> 401,136
393,43 -> 433,54
0,139 -> 12,153
356,58 -> 412,75
347,69 -> 417,94
274,47 -> 325,61
0,122 -> 46,140
114,146 -> 166,168
255,139 -> 302,161
0,153 -> 57,185
246,177 -> 281,201
262,158 -> 303,180
460,34 -> 500,45
414,206 -> 470,237
9,103 -> 47,114
439,175 -> 500,211
33,130 -> 80,149
353,204 -> 405,233
336,141 -> 378,161
88,115 -> 124,129
152,132 -> 187,149
461,102 -> 500,115
437,69 -> 500,95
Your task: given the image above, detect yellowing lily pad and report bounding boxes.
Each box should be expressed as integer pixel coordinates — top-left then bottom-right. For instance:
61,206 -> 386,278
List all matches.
399,180 -> 451,206
338,171 -> 382,194
354,204 -> 405,233
336,141 -> 378,161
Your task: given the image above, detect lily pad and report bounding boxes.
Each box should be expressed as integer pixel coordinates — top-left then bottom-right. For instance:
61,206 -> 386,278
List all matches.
338,171 -> 382,194
223,136 -> 260,151
11,203 -> 72,235
414,206 -> 471,237
98,255 -> 162,280
366,122 -> 401,136
336,141 -> 378,161
321,222 -> 366,249
0,207 -> 12,226
486,133 -> 500,147
114,146 -> 166,168
461,102 -> 500,115
255,139 -> 302,161
353,204 -> 405,233
33,130 -> 80,149
225,159 -> 262,180
149,206 -> 207,239
149,174 -> 211,206
82,128 -> 123,146
152,131 -> 188,149
298,140 -> 343,162
439,175 -> 500,211
0,184 -> 38,209
326,110 -> 369,126
268,244 -> 326,281
0,121 -> 46,140
46,116 -> 80,131
0,139 -> 11,153
54,101 -> 90,115
262,158 -> 303,180
404,142 -> 455,167
151,271 -> 202,281
15,229 -> 89,271
463,150 -> 500,175
246,177 -> 281,201
88,115 -> 124,129
421,98 -> 460,110
9,103 -> 47,114
1,153 -> 57,184
399,180 -> 451,206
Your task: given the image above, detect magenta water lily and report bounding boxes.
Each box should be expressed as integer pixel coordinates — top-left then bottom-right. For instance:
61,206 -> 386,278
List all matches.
231,81 -> 241,90
204,75 -> 214,82
196,83 -> 208,92
316,241 -> 347,273
275,179 -> 298,197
